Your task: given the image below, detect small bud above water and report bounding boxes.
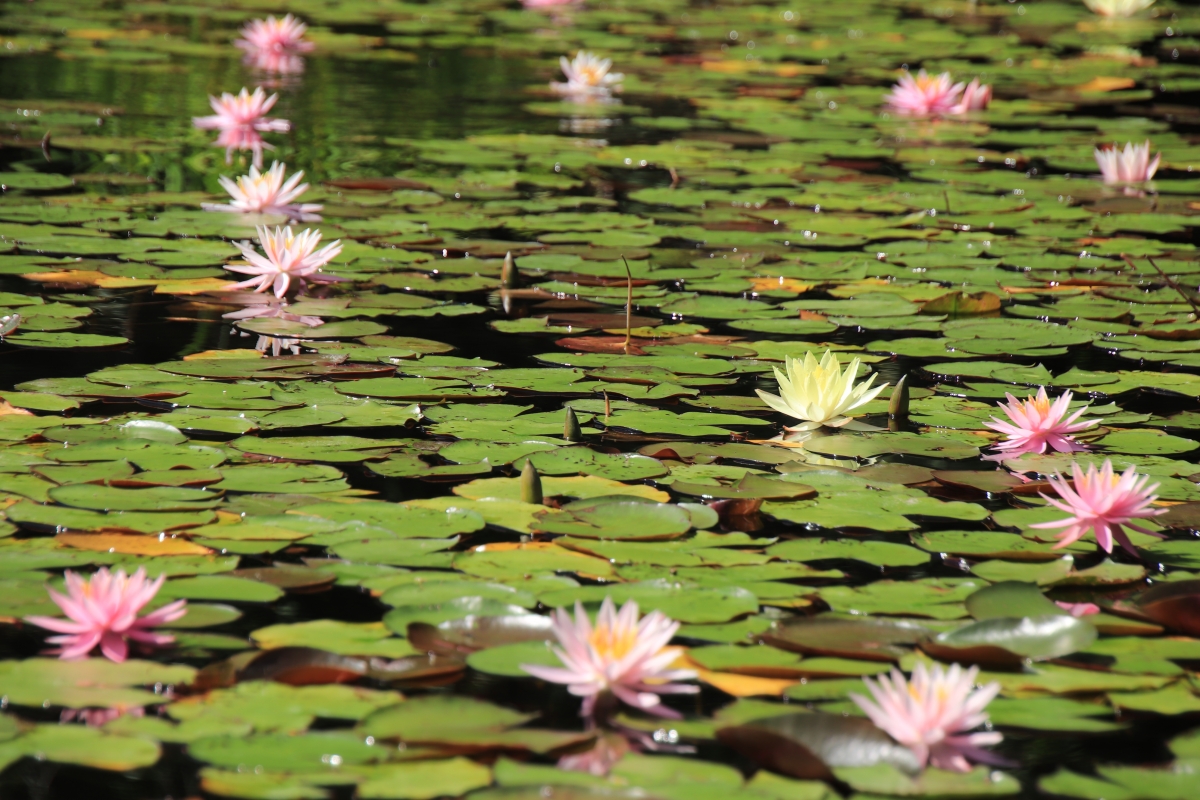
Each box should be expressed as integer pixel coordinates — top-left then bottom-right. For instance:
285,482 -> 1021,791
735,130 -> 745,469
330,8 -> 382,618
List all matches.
564,407 -> 582,442
521,460 -> 543,505
889,375 -> 910,419
501,251 -> 518,289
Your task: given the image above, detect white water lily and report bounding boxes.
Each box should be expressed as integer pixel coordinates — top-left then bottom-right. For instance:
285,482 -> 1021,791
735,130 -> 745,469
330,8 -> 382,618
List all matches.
552,51 -> 624,96
1083,0 -> 1154,17
1094,140 -> 1160,184
202,162 -> 322,221
756,350 -> 887,431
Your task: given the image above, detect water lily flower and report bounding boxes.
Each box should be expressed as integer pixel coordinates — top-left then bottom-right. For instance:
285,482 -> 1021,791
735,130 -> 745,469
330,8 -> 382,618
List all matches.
236,14 -> 313,74
1095,140 -> 1161,184
552,51 -> 623,96
193,87 -> 290,168
226,225 -> 343,298
202,162 -> 322,221
952,78 -> 992,113
1084,0 -> 1155,17
0,312 -> 20,340
521,597 -> 698,719
1031,459 -> 1165,556
884,70 -> 965,117
1056,601 -> 1101,617
236,14 -> 313,55
26,568 -> 187,663
984,387 -> 1099,460
851,662 -> 1003,773
756,350 -> 887,431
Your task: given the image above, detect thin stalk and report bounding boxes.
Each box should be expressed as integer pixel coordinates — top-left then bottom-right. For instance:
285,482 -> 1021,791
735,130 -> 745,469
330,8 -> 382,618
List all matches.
621,255 -> 633,355
1122,254 -> 1200,318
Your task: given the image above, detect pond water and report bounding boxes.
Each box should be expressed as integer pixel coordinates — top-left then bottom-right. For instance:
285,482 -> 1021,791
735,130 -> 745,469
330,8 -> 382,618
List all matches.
2,1 -> 1200,799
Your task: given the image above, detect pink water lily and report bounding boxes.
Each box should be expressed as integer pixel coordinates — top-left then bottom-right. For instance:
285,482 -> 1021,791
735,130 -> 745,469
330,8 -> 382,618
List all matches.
984,387 -> 1099,460
1095,140 -> 1161,184
236,14 -> 313,55
226,225 -> 343,298
851,662 -> 1002,773
26,568 -> 187,663
202,161 -> 322,221
521,597 -> 698,719
953,78 -> 992,113
236,14 -> 313,74
884,70 -> 965,117
193,87 -> 290,168
1031,459 -> 1165,556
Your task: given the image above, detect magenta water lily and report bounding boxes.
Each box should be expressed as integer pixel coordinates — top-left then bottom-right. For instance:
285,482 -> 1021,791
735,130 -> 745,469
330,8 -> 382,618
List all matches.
25,568 -> 187,663
236,14 -> 313,74
1032,459 -> 1165,556
984,387 -> 1099,460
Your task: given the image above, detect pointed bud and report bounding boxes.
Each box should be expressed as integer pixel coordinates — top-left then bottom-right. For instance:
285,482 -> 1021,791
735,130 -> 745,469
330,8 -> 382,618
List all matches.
501,251 -> 517,289
603,390 -> 611,422
563,407 -> 582,442
521,460 -> 543,505
888,375 -> 909,419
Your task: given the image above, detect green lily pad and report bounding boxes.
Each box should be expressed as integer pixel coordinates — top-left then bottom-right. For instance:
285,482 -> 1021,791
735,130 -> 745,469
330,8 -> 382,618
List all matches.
0,658 -> 194,709
47,484 -> 224,511
531,497 -> 693,540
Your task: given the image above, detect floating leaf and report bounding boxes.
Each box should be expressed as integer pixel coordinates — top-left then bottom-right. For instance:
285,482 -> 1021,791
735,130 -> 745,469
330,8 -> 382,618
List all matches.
531,498 -> 693,540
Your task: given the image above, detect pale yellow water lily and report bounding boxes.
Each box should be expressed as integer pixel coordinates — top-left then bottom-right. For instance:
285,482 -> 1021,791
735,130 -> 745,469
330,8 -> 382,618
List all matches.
756,350 -> 887,431
1083,0 -> 1154,17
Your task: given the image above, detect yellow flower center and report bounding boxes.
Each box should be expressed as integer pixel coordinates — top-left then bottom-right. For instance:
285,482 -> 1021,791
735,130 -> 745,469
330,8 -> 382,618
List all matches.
241,174 -> 270,192
579,67 -> 603,85
589,622 -> 637,661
